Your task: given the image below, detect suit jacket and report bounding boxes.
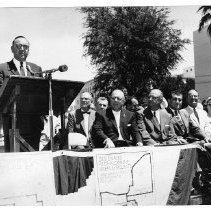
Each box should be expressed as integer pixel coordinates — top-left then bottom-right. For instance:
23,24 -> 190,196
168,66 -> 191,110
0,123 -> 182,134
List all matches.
66,108 -> 96,147
143,107 -> 177,145
0,60 -> 42,87
166,107 -> 205,141
92,108 -> 142,148
0,60 -> 43,151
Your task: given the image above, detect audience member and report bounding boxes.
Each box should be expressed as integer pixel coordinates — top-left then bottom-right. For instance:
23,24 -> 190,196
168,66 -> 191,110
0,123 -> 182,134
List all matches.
66,92 -> 96,148
166,90 -> 205,143
182,89 -> 210,135
142,89 -> 178,145
93,89 -> 142,148
96,96 -> 108,113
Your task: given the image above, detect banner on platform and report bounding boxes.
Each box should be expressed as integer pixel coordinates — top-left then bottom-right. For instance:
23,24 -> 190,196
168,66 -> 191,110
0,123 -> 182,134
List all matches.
0,145 -> 197,206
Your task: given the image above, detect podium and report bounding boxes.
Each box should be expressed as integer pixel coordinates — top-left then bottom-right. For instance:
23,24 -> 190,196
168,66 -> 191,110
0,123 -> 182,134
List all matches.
0,75 -> 84,152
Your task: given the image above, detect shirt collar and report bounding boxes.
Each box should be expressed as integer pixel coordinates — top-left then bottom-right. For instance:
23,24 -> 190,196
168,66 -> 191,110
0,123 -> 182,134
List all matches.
13,58 -> 26,70
187,105 -> 197,111
112,110 -> 121,114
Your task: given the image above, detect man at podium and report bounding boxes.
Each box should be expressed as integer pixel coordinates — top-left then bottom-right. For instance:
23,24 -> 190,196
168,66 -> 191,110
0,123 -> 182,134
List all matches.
0,36 -> 43,152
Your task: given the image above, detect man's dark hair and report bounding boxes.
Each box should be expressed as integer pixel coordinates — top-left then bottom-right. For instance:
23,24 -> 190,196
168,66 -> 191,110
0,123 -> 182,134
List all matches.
12,36 -> 28,45
169,90 -> 183,100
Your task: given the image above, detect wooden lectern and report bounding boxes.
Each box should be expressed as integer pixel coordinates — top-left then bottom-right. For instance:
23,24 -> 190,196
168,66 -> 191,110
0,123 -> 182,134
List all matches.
0,75 -> 84,152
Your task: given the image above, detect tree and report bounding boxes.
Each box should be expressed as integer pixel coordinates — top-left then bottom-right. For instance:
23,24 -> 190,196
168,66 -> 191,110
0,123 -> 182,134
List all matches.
198,6 -> 211,37
81,7 -> 190,98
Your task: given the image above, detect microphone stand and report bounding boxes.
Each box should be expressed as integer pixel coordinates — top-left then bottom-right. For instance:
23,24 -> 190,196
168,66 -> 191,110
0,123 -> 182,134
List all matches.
46,72 -> 54,152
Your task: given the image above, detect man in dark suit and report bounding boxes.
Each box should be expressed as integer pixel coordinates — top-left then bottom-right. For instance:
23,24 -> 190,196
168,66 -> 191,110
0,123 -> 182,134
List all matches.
66,92 -> 96,148
93,89 -> 143,148
143,89 -> 178,146
166,90 -> 206,142
0,36 -> 43,152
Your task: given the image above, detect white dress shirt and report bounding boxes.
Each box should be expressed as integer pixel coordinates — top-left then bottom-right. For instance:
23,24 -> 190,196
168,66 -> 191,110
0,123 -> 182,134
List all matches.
182,105 -> 209,132
83,113 -> 89,138
13,58 -> 27,76
112,110 -> 124,140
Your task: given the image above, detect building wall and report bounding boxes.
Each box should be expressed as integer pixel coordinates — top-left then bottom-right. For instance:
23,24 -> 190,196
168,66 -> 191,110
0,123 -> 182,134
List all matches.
194,27 -> 211,100
181,66 -> 195,79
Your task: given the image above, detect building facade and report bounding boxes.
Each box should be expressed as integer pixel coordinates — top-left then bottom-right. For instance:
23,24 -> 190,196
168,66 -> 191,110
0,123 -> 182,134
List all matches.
194,26 -> 211,100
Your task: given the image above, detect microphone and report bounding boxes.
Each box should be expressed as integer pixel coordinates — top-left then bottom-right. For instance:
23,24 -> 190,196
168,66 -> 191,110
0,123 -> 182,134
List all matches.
42,65 -> 68,74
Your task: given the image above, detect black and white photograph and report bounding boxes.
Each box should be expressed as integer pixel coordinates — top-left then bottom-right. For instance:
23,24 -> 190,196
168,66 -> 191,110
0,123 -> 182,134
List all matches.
0,0 -> 211,206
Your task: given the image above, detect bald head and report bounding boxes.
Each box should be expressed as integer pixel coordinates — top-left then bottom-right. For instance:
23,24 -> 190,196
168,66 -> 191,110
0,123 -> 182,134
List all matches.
148,89 -> 163,111
110,89 -> 125,111
187,89 -> 199,108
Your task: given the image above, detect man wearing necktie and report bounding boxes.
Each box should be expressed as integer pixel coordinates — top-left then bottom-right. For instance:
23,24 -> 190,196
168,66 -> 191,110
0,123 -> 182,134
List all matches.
166,90 -> 205,143
0,36 -> 43,152
66,92 -> 96,149
182,89 -> 210,135
142,89 -> 178,146
93,89 -> 143,148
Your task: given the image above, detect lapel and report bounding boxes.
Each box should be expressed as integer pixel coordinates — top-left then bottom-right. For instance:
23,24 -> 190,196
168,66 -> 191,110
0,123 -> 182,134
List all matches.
88,110 -> 95,132
75,109 -> 85,133
26,62 -> 35,77
120,109 -> 127,127
160,109 -> 166,132
7,60 -> 19,75
179,110 -> 189,130
145,108 -> 160,131
107,108 -> 118,131
166,107 -> 174,116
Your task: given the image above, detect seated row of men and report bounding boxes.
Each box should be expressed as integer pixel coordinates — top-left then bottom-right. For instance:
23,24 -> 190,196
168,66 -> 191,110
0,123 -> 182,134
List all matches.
65,88 -> 210,149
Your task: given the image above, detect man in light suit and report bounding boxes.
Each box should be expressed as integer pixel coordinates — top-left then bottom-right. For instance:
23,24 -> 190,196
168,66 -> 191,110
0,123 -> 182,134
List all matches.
66,92 -> 96,148
143,89 -> 178,146
182,89 -> 210,134
0,36 -> 43,152
166,90 -> 205,142
93,89 -> 143,148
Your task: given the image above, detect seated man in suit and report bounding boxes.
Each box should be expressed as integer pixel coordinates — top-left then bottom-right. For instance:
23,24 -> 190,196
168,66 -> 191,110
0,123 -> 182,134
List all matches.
142,89 -> 178,146
166,90 -> 206,143
66,92 -> 96,148
182,89 -> 210,134
93,89 -> 143,148
0,36 -> 43,152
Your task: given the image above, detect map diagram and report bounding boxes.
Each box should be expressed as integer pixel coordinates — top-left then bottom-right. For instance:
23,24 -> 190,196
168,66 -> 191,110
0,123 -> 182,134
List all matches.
95,151 -> 154,205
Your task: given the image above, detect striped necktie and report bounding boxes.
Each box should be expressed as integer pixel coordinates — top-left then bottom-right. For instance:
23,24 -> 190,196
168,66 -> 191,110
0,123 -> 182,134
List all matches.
20,62 -> 25,76
193,108 -> 200,123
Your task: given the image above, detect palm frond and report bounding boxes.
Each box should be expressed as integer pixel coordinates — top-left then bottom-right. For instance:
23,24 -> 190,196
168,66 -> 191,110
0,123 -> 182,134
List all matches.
198,6 -> 211,14
198,13 -> 211,32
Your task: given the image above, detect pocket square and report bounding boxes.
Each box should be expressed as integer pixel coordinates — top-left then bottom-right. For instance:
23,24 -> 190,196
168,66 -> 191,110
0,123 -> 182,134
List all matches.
127,124 -> 131,127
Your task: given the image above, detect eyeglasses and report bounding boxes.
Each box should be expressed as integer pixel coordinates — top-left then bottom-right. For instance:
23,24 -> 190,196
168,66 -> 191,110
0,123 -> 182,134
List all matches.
15,44 -> 29,50
111,97 -> 122,101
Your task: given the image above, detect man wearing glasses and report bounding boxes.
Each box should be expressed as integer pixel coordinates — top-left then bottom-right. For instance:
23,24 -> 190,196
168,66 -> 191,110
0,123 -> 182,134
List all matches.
142,89 -> 178,145
93,89 -> 143,148
0,36 -> 43,152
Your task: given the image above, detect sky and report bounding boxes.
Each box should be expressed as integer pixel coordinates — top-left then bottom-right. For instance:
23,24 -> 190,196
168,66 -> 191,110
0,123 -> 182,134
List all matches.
0,0 -> 209,82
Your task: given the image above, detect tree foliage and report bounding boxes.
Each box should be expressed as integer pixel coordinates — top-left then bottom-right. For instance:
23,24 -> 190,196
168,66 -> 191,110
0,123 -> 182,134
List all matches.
198,6 -> 211,37
81,7 -> 190,98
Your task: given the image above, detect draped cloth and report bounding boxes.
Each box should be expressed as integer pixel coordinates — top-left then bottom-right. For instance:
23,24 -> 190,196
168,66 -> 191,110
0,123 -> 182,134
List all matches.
167,148 -> 197,205
53,155 -> 94,195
